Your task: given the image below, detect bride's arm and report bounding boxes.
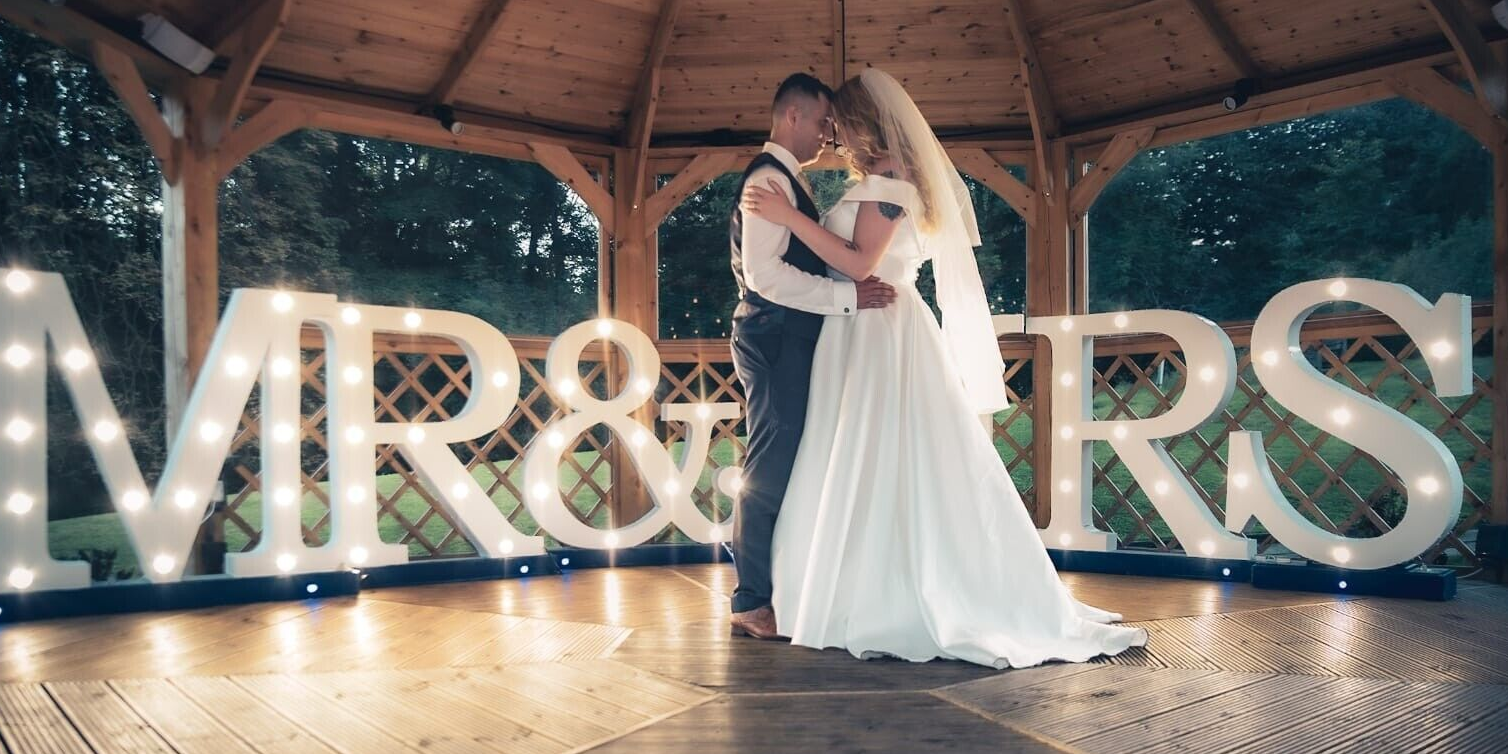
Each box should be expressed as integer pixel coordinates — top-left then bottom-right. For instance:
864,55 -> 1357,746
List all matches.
742,180 -> 906,282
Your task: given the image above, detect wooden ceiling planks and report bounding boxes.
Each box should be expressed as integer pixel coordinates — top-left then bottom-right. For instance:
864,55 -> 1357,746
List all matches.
27,0 -> 1508,145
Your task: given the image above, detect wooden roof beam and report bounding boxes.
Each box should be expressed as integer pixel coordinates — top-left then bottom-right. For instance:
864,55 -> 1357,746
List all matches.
204,0 -> 292,148
1183,0 -> 1263,83
424,0 -> 516,112
1422,0 -> 1508,118
1387,67 -> 1507,147
624,0 -> 685,209
1069,126 -> 1156,220
947,148 -> 1038,226
90,41 -> 179,182
0,0 -> 187,91
1001,0 -> 1060,195
529,143 -> 617,236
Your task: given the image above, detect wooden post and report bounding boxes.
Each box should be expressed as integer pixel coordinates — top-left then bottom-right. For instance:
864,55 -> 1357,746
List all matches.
1026,142 -> 1073,527
159,79 -> 221,445
609,148 -> 657,527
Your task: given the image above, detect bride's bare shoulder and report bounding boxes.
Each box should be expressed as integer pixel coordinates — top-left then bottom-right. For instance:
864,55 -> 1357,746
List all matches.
869,156 -> 907,181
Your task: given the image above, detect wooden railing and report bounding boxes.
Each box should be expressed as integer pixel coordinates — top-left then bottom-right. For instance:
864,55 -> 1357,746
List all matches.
220,304 -> 1495,568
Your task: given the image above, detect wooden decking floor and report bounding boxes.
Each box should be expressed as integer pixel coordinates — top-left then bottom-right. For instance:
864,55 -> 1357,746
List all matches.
2,565 -> 1506,753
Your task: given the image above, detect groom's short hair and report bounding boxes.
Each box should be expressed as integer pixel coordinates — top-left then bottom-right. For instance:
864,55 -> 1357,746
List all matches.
773,73 -> 833,114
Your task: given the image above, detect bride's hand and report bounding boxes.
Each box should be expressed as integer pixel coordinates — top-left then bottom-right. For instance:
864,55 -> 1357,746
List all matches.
742,179 -> 800,227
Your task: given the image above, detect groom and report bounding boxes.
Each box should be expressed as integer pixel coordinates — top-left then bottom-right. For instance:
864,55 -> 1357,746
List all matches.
728,73 -> 897,639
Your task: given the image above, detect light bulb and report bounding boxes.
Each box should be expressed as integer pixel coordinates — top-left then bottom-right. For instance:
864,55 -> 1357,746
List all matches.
696,404 -> 712,420
556,380 -> 577,397
306,584 -> 319,594
727,471 -> 744,493
664,478 -> 681,496
605,533 -> 620,548
198,421 -> 223,442
1232,472 -> 1250,489
61,348 -> 91,371
403,310 -> 422,329
595,319 -> 614,337
1338,580 -> 1348,590
498,539 -> 515,555
6,491 -> 34,515
1418,476 -> 1440,495
345,486 -> 366,505
546,430 -> 564,449
4,344 -> 32,368
1057,533 -> 1071,547
1332,546 -> 1351,565
92,420 -> 120,442
1059,372 -> 1074,387
341,306 -> 361,324
631,428 -> 648,447
1113,313 -> 1129,329
4,269 -> 33,294
1112,424 -> 1128,440
276,553 -> 297,572
1059,426 -> 1074,440
491,371 -> 509,388
1327,280 -> 1348,297
121,489 -> 146,511
1153,479 -> 1170,495
451,482 -> 469,499
4,418 -> 32,443
1199,540 -> 1215,556
1260,350 -> 1278,366
342,365 -> 363,384
1198,366 -> 1216,383
271,292 -> 294,312
520,565 -> 530,574
272,422 -> 296,443
1429,340 -> 1454,359
349,547 -> 369,565
1058,318 -> 1074,332
1331,407 -> 1352,426
152,555 -> 175,575
531,482 -> 550,501
271,357 -> 295,378
344,425 -> 365,444
224,355 -> 248,377
406,426 -> 426,444
274,487 -> 296,507
174,489 -> 197,509
635,378 -> 654,394
8,567 -> 35,590
1057,479 -> 1073,493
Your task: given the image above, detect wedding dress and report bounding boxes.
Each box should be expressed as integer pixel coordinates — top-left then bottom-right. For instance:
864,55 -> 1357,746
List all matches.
766,71 -> 1148,668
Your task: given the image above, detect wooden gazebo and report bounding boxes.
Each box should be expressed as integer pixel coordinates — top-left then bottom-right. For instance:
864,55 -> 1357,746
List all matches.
9,3 -> 1508,752
3,0 -> 1507,561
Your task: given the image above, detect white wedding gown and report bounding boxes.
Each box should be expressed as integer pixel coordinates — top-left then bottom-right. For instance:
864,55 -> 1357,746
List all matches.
769,174 -> 1149,669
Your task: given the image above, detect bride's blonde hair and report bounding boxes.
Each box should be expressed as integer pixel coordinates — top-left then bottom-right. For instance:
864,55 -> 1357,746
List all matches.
831,76 -> 938,232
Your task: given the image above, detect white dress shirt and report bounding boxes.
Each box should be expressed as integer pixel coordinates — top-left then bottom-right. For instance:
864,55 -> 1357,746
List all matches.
738,142 -> 858,316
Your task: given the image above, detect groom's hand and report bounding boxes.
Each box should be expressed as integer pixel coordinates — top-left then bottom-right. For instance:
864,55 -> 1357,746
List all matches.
855,276 -> 897,309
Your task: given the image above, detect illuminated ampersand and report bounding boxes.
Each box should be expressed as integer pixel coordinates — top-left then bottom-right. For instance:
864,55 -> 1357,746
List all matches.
521,319 -> 740,548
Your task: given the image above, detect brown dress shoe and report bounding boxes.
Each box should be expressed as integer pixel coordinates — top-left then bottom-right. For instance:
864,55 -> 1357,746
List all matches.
730,605 -> 781,639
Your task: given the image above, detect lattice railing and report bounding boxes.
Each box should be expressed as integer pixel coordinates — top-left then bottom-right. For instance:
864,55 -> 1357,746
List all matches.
219,305 -> 1494,567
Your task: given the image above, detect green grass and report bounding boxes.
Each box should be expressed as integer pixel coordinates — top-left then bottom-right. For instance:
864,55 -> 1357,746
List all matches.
49,354 -> 1492,579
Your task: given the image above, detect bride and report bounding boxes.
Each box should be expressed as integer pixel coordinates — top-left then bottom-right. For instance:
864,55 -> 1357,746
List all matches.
740,68 -> 1149,669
